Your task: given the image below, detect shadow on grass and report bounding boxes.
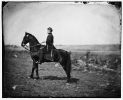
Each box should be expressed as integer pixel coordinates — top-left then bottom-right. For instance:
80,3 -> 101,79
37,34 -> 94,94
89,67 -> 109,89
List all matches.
41,76 -> 79,83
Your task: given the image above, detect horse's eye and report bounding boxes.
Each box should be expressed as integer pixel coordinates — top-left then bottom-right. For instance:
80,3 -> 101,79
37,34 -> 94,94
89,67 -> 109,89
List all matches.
26,34 -> 28,37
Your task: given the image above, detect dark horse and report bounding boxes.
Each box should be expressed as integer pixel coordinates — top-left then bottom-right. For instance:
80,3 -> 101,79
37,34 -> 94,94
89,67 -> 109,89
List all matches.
21,32 -> 71,83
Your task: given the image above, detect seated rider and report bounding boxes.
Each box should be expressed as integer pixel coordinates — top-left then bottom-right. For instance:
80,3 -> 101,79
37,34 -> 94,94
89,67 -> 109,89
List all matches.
36,27 -> 56,64
46,27 -> 56,52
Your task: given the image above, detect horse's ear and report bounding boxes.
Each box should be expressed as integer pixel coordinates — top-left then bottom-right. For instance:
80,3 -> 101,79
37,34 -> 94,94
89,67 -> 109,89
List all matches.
25,32 -> 27,35
25,32 -> 29,37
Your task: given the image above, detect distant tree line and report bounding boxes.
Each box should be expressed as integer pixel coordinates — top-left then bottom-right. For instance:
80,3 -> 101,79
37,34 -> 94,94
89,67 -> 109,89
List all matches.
5,44 -> 19,48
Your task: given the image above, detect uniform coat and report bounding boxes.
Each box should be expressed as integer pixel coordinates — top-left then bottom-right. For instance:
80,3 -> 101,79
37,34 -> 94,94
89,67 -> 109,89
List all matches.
46,33 -> 54,45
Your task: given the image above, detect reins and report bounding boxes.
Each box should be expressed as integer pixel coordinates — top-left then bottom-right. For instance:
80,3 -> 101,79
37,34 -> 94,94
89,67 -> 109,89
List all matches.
30,43 -> 41,48
23,44 -> 30,51
22,43 -> 43,51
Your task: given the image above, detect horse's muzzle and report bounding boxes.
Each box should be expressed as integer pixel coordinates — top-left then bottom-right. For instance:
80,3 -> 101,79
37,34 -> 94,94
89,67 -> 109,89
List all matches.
21,42 -> 25,47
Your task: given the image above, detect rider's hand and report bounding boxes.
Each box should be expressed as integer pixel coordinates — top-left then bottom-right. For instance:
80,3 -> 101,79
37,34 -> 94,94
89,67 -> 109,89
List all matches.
42,41 -> 46,43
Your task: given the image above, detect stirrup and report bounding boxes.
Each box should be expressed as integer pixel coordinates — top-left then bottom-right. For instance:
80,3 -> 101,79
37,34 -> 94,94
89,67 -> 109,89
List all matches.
51,59 -> 54,62
36,61 -> 41,64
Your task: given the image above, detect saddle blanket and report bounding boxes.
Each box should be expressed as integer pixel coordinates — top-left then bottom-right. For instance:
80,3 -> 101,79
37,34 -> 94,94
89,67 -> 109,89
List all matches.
44,53 -> 53,61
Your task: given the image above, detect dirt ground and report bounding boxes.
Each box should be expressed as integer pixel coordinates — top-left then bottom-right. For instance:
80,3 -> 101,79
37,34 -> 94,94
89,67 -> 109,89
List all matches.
3,48 -> 121,98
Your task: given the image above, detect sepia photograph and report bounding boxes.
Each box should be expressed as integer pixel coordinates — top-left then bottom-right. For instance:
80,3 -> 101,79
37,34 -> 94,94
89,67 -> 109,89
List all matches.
3,1 -> 121,98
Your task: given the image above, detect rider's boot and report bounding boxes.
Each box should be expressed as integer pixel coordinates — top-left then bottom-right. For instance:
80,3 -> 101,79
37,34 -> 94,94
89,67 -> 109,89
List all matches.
51,50 -> 55,61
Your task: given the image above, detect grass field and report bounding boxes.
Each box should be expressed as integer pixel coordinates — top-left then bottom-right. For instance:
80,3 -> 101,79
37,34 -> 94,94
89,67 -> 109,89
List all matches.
3,45 -> 121,98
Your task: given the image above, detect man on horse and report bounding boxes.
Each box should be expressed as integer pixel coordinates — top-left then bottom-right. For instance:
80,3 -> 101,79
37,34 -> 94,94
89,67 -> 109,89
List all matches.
36,27 -> 56,64
21,30 -> 71,82
46,27 -> 56,51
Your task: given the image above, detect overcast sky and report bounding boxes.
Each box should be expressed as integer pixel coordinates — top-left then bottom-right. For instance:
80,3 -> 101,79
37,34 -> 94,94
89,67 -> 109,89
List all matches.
3,2 -> 121,46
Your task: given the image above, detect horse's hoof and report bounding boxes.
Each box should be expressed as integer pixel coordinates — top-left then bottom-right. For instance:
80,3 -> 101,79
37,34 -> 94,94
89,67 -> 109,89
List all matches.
28,75 -> 33,79
34,78 -> 39,81
35,76 -> 40,79
67,79 -> 71,83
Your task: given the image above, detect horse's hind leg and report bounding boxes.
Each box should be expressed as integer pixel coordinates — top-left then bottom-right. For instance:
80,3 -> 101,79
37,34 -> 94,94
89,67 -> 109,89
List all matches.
66,54 -> 71,83
66,68 -> 71,83
62,65 -> 71,83
62,66 -> 69,82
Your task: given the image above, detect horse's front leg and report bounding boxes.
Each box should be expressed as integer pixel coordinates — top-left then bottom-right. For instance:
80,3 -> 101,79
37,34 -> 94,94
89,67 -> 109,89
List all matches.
35,62 -> 40,79
29,60 -> 35,79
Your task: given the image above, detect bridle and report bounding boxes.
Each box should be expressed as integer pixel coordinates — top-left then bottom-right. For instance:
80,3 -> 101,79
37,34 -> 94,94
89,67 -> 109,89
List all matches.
22,33 -> 44,51
22,43 -> 43,51
23,44 -> 30,51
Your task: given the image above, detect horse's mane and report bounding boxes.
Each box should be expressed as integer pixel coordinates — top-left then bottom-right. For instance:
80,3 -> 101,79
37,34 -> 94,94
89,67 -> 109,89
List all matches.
27,32 -> 40,44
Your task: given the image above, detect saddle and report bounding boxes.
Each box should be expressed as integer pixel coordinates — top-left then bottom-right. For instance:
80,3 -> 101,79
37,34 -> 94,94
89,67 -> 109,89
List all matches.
43,45 -> 58,61
44,49 -> 55,61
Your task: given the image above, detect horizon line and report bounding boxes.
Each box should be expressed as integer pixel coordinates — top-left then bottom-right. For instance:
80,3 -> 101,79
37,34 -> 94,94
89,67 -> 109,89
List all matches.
4,43 -> 121,47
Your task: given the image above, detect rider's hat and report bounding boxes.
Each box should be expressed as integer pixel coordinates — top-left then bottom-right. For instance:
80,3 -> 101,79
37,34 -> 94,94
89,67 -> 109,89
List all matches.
47,27 -> 53,32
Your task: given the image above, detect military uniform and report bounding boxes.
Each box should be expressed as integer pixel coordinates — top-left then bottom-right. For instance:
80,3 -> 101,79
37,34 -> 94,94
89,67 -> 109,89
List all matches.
37,27 -> 56,64
46,32 -> 54,53
46,33 -> 54,45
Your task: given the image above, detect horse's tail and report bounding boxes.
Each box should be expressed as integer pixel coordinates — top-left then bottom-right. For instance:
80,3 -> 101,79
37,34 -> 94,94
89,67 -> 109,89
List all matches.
66,52 -> 71,80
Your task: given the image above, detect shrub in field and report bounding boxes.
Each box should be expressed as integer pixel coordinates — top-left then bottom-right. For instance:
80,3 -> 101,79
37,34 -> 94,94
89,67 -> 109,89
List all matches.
106,57 -> 121,70
71,56 -> 86,71
71,58 -> 78,66
5,44 -> 19,47
66,50 -> 121,72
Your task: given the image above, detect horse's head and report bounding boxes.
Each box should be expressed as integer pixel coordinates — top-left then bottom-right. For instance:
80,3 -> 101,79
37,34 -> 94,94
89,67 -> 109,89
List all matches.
21,32 -> 30,47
